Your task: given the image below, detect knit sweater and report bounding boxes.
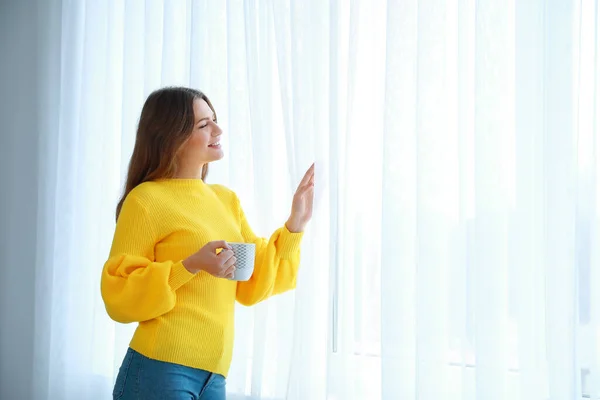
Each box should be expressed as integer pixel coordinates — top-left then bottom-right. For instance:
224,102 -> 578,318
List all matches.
100,179 -> 303,377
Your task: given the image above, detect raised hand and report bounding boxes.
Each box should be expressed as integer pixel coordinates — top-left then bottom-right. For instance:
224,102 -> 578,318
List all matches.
286,163 -> 315,233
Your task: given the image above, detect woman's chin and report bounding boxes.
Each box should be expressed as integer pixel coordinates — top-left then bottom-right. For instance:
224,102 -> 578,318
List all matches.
210,150 -> 225,161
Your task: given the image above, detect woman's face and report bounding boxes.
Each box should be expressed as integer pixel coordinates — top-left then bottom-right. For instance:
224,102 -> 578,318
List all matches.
178,98 -> 223,166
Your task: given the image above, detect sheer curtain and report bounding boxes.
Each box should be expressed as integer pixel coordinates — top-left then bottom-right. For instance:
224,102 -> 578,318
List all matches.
1,0 -> 596,399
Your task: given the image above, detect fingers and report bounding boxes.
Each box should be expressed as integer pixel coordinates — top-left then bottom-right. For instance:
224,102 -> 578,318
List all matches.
298,163 -> 315,187
297,179 -> 315,196
217,250 -> 235,264
207,240 -> 232,252
296,172 -> 315,197
223,264 -> 236,279
218,250 -> 236,279
222,254 -> 237,269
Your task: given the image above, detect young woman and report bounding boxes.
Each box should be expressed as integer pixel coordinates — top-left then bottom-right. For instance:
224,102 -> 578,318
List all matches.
101,87 -> 314,400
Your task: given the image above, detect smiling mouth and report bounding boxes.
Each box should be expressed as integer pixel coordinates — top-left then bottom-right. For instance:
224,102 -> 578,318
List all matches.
208,142 -> 221,149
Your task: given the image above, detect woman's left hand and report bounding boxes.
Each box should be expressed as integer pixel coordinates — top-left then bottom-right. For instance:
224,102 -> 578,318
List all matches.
286,164 -> 315,233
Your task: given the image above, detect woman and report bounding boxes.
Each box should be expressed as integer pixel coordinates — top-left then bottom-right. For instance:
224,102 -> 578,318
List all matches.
101,87 -> 314,400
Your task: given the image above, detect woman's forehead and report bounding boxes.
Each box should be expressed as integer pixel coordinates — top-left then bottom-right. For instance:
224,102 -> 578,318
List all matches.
193,98 -> 213,118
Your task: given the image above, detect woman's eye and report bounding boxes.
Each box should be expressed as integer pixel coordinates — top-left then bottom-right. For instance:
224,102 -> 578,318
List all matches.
199,124 -> 208,129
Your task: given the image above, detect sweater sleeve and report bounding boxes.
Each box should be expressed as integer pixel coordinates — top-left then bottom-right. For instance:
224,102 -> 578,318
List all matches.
100,192 -> 196,323
234,195 -> 304,306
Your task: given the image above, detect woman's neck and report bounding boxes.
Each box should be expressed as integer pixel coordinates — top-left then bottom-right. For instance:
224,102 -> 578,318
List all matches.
174,163 -> 206,180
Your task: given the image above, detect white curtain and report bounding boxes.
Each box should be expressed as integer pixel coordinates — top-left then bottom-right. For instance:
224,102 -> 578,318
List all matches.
1,0 -> 598,399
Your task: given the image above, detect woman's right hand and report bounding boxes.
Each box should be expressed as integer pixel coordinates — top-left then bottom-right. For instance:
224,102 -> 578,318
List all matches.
182,240 -> 237,279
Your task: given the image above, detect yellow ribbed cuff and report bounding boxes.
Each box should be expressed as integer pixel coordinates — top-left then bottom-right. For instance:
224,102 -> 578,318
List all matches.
168,261 -> 196,291
277,226 -> 304,259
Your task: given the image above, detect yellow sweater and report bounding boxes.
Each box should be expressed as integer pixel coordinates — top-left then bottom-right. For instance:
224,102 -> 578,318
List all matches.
100,179 -> 303,377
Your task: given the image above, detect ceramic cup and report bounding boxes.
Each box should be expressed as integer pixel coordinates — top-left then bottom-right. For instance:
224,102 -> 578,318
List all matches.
227,242 -> 256,281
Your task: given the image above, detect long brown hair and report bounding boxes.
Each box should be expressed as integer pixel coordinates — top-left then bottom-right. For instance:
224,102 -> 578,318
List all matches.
116,87 -> 216,220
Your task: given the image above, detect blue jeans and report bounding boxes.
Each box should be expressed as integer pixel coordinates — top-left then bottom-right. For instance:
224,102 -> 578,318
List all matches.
113,348 -> 226,400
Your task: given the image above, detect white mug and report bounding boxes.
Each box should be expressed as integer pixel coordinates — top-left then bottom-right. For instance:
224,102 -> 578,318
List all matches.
227,242 -> 256,281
